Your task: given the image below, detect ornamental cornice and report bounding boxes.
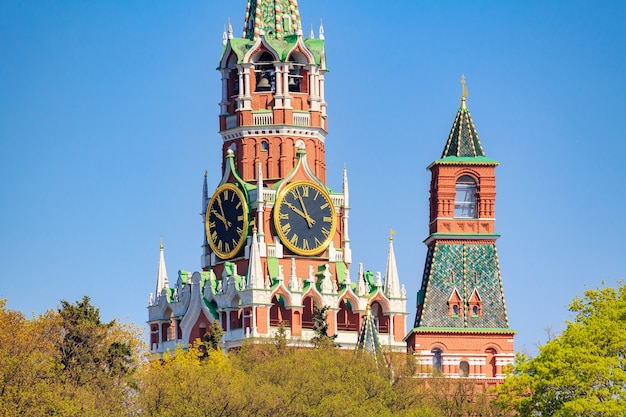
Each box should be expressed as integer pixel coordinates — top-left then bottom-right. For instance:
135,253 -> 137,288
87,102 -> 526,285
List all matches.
221,126 -> 326,143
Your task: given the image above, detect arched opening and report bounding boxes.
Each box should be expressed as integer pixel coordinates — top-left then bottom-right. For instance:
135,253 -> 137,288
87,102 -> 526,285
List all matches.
161,308 -> 173,342
432,348 -> 443,374
485,347 -> 498,378
270,295 -> 291,326
302,296 -> 317,329
254,52 -> 275,92
454,175 -> 477,218
230,296 -> 243,330
287,52 -> 307,94
199,323 -> 207,339
460,360 -> 470,377
150,324 -> 159,348
336,299 -> 358,331
370,301 -> 389,333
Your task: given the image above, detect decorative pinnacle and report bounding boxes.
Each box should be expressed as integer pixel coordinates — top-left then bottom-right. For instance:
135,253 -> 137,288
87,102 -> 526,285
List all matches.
461,74 -> 468,109
160,236 -> 164,251
389,228 -> 396,241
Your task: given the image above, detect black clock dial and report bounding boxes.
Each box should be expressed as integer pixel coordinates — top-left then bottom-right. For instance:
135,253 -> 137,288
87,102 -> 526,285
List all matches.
274,181 -> 336,256
206,183 -> 249,259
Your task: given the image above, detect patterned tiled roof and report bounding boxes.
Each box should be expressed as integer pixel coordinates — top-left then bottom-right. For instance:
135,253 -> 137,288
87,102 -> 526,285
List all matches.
440,79 -> 486,158
414,242 -> 510,329
356,306 -> 381,355
244,0 -> 301,40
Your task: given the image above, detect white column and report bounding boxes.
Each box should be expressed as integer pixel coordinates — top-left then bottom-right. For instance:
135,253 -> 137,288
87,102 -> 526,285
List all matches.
220,69 -> 229,115
319,72 -> 327,116
242,65 -> 252,110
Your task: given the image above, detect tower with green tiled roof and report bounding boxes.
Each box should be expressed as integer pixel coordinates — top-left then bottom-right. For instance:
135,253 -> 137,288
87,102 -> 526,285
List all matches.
148,0 -> 408,354
405,78 -> 515,382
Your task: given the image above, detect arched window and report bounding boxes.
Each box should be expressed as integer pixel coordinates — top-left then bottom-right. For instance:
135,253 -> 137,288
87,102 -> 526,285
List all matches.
432,348 -> 443,373
261,140 -> 269,151
454,175 -> 477,218
460,360 -> 470,377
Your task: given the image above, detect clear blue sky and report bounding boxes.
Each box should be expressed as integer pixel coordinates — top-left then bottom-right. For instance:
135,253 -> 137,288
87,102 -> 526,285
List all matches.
1,0 -> 625,354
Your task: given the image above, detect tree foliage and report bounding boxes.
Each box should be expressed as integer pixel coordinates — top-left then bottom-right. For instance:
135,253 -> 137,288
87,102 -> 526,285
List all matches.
496,283 -> 626,416
310,305 -> 338,348
0,297 -> 143,417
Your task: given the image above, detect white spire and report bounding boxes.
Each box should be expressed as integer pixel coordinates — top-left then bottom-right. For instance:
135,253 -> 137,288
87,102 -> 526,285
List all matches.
319,19 -> 325,40
155,238 -> 169,300
222,25 -> 228,46
384,232 -> 401,298
310,24 -> 315,39
228,18 -> 234,39
202,170 -> 208,214
342,165 -> 351,263
247,229 -> 264,289
257,163 -> 264,236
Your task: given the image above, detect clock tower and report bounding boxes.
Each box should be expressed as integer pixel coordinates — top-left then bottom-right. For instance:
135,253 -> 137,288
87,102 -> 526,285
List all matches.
405,79 -> 515,385
148,0 -> 408,352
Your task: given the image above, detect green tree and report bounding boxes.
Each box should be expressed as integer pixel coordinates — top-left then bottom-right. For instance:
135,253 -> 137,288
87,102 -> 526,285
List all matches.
273,321 -> 289,353
199,319 -> 224,355
496,283 -> 626,416
57,296 -> 135,385
0,297 -> 142,417
310,305 -> 338,348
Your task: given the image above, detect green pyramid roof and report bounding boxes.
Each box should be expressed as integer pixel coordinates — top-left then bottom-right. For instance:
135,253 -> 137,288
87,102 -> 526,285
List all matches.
356,307 -> 381,355
441,96 -> 485,158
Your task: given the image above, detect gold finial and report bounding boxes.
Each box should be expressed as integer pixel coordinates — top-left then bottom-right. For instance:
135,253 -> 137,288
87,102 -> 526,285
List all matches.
389,228 -> 396,241
160,236 -> 164,251
461,75 -> 468,109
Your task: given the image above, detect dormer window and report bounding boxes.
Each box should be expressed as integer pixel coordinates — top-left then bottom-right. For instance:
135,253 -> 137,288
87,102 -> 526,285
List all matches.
448,288 -> 463,318
454,175 -> 477,218
468,289 -> 483,318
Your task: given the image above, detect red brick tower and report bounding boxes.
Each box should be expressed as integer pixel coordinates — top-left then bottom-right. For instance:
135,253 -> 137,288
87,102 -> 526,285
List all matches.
405,78 -> 515,384
147,0 -> 408,352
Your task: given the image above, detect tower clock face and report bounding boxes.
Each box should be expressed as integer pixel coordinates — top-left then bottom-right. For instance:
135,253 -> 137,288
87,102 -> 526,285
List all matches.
274,181 -> 336,256
206,183 -> 249,259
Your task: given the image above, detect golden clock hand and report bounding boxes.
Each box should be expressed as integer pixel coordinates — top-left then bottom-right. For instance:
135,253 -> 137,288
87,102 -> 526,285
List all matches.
211,209 -> 231,229
295,188 -> 314,228
285,202 -> 316,225
216,198 -> 230,230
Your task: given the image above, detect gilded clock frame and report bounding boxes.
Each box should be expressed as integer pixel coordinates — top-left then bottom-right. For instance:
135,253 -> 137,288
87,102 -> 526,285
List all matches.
273,180 -> 337,256
206,183 -> 249,259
